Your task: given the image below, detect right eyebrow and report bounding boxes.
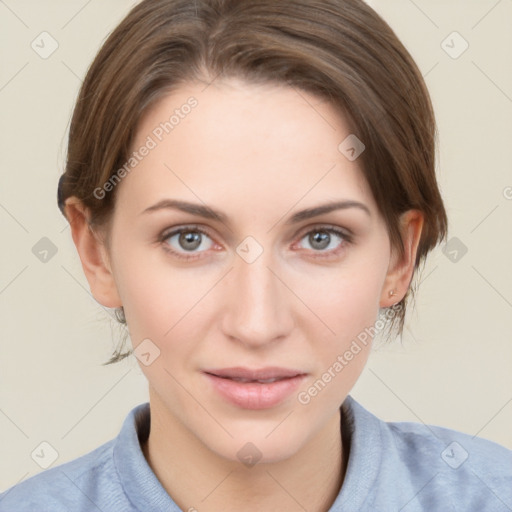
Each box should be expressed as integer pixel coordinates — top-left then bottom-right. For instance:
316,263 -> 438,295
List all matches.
140,199 -> 228,223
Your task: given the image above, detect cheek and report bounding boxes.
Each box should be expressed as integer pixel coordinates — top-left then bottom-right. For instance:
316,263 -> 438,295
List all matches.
114,260 -> 202,342
292,259 -> 386,413
111,241 -> 221,370
301,251 -> 388,339
297,249 -> 388,373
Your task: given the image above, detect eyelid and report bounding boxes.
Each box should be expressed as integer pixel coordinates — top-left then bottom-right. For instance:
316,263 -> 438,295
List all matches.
159,223 -> 213,241
294,223 -> 353,241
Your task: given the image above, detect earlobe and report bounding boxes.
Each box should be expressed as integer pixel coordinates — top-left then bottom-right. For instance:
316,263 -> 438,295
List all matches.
64,197 -> 122,309
380,210 -> 424,308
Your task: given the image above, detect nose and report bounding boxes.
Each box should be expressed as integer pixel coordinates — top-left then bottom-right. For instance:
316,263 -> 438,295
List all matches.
220,248 -> 294,348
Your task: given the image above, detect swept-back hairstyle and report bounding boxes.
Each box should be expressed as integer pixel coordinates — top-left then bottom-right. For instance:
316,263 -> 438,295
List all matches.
57,0 -> 448,363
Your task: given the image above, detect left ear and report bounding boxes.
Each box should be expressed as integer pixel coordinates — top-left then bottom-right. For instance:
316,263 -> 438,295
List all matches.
380,210 -> 424,308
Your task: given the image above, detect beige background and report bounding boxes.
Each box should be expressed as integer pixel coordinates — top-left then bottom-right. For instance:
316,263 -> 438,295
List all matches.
1,0 -> 511,491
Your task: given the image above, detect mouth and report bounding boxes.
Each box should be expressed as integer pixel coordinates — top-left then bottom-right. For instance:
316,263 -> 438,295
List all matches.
213,376 -> 290,383
204,366 -> 306,381
202,367 -> 308,409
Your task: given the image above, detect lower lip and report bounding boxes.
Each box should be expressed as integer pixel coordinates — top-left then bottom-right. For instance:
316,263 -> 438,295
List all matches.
203,373 -> 306,410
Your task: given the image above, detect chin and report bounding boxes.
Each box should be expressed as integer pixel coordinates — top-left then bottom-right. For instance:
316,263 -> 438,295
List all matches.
200,423 -> 307,466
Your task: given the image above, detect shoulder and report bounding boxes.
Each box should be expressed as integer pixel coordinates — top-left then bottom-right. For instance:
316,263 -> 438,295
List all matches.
387,417 -> 512,469
384,417 -> 512,510
0,440 -> 117,512
341,396 -> 512,511
0,403 -> 151,512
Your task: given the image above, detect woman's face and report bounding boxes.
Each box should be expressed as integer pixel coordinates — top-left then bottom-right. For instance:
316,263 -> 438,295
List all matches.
105,78 -> 399,463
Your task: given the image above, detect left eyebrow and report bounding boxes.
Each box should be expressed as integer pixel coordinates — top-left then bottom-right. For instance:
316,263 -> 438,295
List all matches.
285,200 -> 371,224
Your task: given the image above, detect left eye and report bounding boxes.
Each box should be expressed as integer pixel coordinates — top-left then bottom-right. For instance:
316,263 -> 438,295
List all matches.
297,228 -> 348,253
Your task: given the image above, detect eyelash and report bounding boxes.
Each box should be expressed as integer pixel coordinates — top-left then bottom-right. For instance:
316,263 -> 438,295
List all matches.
158,224 -> 353,261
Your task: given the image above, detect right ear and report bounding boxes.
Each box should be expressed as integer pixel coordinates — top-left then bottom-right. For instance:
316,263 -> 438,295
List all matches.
64,197 -> 122,309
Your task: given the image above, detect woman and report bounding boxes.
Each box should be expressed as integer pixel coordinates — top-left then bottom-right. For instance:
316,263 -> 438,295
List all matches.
1,0 -> 510,511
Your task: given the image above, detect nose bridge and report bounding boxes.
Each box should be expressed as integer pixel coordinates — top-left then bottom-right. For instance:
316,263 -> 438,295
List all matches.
221,243 -> 292,346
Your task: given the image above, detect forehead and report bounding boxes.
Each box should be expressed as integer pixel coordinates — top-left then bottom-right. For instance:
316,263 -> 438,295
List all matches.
118,78 -> 375,215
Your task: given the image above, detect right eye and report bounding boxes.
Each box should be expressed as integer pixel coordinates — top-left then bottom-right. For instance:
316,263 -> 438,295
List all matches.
159,226 -> 216,261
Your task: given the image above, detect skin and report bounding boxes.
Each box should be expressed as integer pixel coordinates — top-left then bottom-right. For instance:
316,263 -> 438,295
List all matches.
65,77 -> 423,512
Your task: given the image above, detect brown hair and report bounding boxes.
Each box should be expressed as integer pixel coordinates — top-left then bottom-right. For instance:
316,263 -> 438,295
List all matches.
57,0 -> 448,364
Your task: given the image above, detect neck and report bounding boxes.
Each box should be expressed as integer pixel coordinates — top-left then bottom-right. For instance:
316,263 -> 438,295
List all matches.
141,390 -> 348,512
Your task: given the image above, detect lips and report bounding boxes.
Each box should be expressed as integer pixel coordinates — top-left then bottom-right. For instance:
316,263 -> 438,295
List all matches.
202,367 -> 308,409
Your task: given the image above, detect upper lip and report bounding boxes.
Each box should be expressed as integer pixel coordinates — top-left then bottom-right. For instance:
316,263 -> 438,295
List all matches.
203,367 -> 307,380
